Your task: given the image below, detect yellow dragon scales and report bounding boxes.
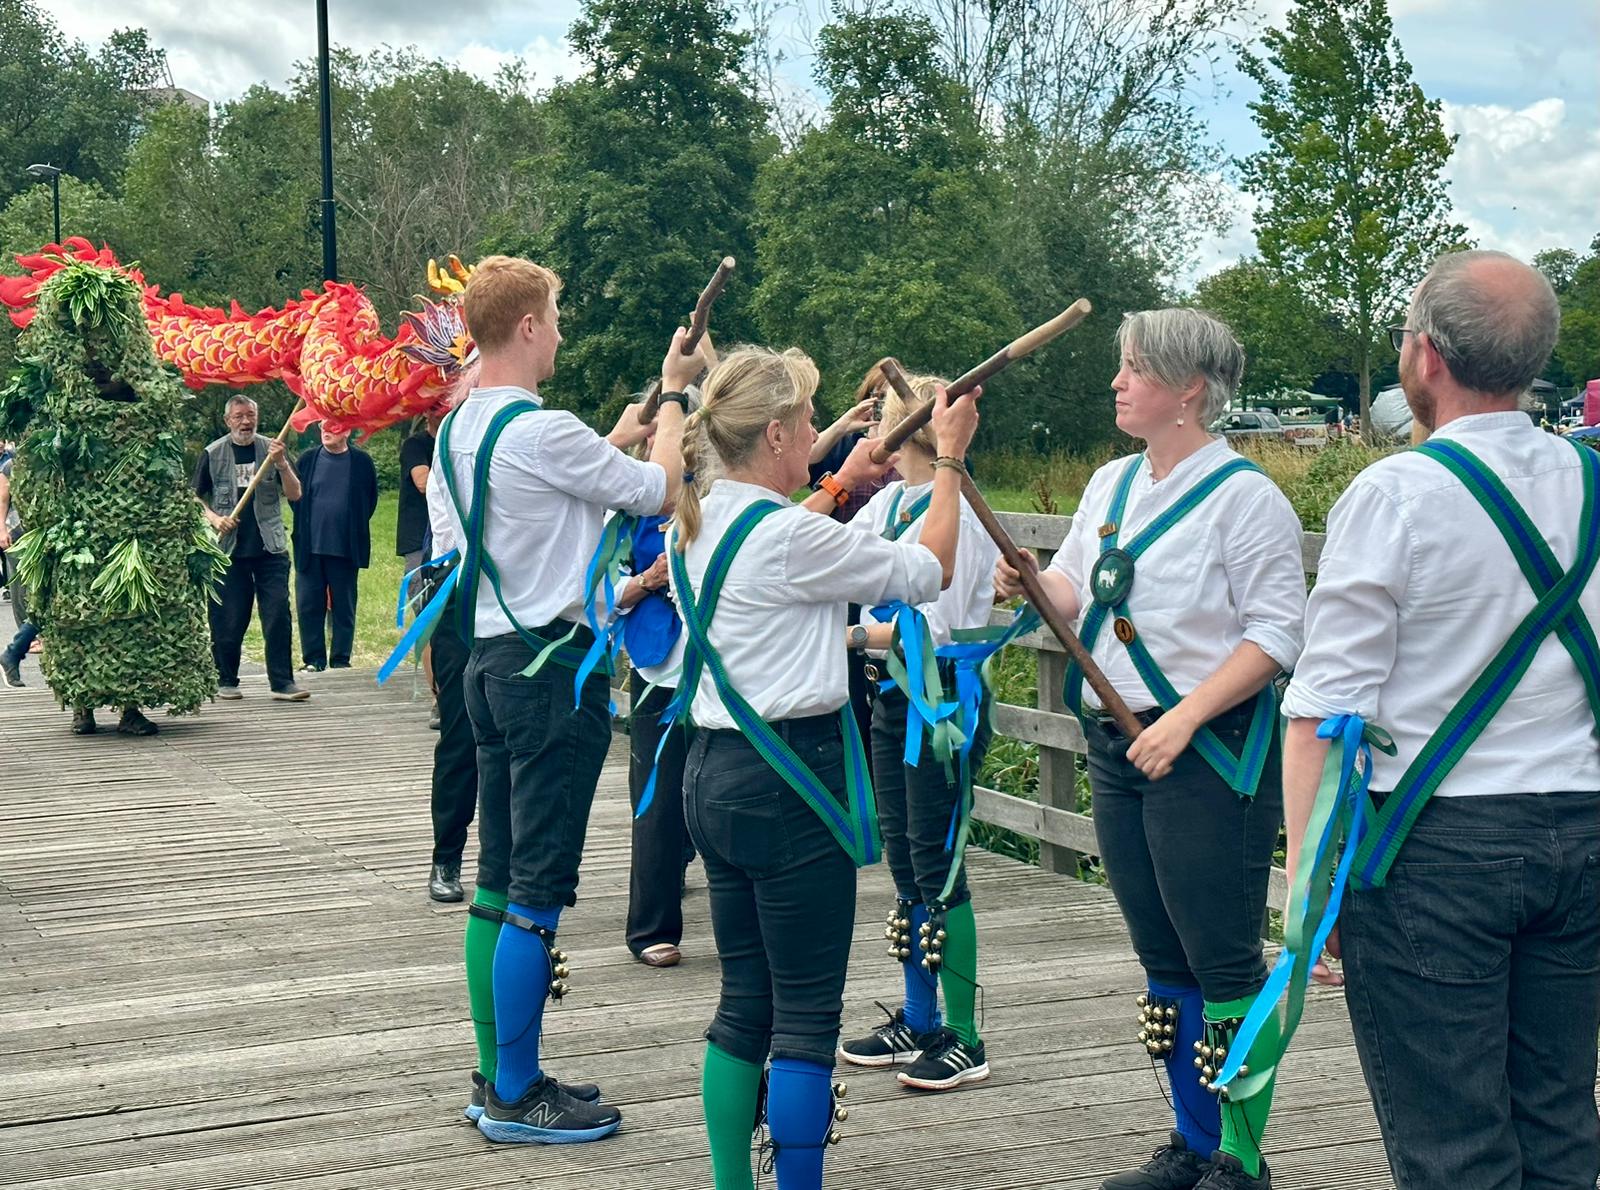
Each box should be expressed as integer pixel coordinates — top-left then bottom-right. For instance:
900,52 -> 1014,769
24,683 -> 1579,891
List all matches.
0,238 -> 475,433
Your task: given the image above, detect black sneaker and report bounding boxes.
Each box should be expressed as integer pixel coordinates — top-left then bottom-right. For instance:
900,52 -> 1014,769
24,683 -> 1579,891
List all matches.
1100,1132 -> 1212,1190
1195,1153 -> 1270,1190
476,1074 -> 620,1144
465,1071 -> 601,1122
0,655 -> 23,688
429,861 -> 464,903
896,1029 -> 990,1091
839,1003 -> 929,1068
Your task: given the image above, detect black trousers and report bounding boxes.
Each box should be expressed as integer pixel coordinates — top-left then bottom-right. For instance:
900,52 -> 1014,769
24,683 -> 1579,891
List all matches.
428,593 -> 476,866
685,714 -> 857,1068
870,680 -> 992,911
209,551 -> 294,692
1342,790 -> 1600,1190
626,673 -> 691,954
465,631 -> 611,908
1083,704 -> 1282,1003
296,552 -> 359,667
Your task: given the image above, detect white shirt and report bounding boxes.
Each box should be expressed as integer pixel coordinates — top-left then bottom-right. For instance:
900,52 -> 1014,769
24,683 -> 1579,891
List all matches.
426,386 -> 666,635
672,479 -> 943,729
1048,438 -> 1306,711
849,479 -> 1000,651
1283,411 -> 1600,797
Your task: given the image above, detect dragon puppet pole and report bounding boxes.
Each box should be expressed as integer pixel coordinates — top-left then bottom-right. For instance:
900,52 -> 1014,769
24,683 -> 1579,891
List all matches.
229,400 -> 305,522
870,299 -> 1093,464
639,255 -> 736,421
875,352 -> 1144,742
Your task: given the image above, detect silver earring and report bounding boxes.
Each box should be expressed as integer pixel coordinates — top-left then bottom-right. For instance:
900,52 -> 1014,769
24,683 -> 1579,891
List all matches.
774,447 -> 783,460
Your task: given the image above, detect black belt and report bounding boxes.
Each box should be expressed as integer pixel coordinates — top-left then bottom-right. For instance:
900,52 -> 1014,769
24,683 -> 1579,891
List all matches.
1088,701 -> 1256,742
704,711 -> 840,746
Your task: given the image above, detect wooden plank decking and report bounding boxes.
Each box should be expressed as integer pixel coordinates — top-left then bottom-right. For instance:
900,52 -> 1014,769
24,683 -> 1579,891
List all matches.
0,667 -> 1389,1189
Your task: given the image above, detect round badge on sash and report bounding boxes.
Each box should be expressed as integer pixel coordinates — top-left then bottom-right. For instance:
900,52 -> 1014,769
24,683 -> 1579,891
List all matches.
1090,548 -> 1135,607
1113,616 -> 1137,644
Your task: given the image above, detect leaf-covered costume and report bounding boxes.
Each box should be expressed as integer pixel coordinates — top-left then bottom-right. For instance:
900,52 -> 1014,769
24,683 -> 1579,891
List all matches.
0,261 -> 224,715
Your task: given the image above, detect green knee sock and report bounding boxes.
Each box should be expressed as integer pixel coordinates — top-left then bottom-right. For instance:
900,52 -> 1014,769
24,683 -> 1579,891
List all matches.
1205,995 -> 1280,1177
939,900 -> 981,1047
702,1042 -> 762,1190
464,887 -> 509,1080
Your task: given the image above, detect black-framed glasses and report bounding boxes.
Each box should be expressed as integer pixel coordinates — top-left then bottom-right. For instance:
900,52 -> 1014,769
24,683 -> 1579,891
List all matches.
1388,325 -> 1415,352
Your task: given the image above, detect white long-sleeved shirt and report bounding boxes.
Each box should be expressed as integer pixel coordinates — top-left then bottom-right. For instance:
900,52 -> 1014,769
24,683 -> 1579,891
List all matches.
426,386 -> 666,636
849,479 -> 1000,651
672,479 -> 943,729
1048,438 -> 1306,712
1283,411 -> 1600,797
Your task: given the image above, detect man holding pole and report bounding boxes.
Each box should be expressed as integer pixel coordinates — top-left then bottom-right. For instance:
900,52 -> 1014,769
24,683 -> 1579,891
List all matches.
195,395 -> 309,701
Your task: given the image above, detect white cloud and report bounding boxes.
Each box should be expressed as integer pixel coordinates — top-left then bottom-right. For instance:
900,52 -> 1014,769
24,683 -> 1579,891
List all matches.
453,37 -> 581,90
1180,176 -> 1260,290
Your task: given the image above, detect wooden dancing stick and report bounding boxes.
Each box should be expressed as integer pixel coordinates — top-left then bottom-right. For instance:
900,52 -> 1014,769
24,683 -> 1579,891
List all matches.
876,358 -> 1144,740
640,255 -> 737,420
871,299 -> 1092,464
229,399 -> 304,521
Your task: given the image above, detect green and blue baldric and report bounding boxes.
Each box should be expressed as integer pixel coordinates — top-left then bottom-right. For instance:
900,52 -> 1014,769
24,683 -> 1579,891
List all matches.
436,400 -> 630,695
1217,436 -> 1600,1101
655,499 -> 881,866
1063,453 -> 1277,797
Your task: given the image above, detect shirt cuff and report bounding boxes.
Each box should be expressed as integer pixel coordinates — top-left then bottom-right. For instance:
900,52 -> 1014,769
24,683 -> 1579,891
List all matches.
1280,680 -> 1377,723
906,543 -> 943,605
1242,623 -> 1303,674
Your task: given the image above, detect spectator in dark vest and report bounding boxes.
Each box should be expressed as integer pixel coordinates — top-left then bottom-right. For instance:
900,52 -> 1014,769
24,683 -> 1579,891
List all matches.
291,426 -> 379,671
194,396 -> 308,701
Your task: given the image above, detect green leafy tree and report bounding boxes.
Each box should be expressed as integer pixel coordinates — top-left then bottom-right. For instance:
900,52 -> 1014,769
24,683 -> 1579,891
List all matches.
1193,260 -> 1343,400
1239,0 -> 1467,434
505,0 -> 771,417
753,11 -> 1017,425
1555,236 -> 1600,388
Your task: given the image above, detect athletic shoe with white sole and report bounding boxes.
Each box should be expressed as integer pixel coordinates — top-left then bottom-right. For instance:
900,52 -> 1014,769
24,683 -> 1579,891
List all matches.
895,1029 -> 990,1091
464,1070 -> 602,1122
839,1003 -> 932,1068
476,1074 -> 619,1143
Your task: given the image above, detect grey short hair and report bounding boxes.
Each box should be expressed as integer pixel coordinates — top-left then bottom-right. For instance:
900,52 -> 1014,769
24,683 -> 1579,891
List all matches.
225,395 -> 258,414
1410,250 -> 1560,397
1117,308 -> 1244,424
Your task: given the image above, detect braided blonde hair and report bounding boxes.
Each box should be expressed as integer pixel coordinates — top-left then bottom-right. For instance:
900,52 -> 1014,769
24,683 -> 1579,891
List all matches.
878,372 -> 944,458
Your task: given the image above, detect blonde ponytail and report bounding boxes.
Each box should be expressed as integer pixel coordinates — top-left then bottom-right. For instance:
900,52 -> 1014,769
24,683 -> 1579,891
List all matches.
878,372 -> 944,458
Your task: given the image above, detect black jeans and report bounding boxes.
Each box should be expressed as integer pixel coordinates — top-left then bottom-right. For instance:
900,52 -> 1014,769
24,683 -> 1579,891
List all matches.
465,631 -> 611,908
209,551 -> 294,692
1342,790 -> 1600,1190
428,592 -> 476,866
296,552 -> 359,667
685,714 -> 858,1068
1084,705 -> 1282,1002
626,673 -> 691,954
870,680 -> 992,911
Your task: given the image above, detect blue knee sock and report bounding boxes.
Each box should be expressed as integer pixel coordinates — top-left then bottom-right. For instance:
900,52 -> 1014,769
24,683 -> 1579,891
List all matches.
1149,979 -> 1219,1156
901,900 -> 941,1035
492,902 -> 562,1102
766,1057 -> 834,1190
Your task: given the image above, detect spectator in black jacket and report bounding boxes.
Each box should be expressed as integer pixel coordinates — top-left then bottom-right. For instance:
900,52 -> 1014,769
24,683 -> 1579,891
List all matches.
291,427 -> 379,670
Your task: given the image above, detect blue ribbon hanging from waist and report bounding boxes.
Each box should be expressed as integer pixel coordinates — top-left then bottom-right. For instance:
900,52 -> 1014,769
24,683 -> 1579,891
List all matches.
377,549 -> 461,685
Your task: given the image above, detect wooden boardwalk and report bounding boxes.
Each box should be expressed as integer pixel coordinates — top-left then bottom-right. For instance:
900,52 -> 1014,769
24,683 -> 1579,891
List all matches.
0,666 -> 1390,1189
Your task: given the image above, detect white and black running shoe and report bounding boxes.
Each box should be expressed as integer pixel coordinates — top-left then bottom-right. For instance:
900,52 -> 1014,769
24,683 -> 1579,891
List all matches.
839,1003 -> 931,1067
895,1029 -> 990,1091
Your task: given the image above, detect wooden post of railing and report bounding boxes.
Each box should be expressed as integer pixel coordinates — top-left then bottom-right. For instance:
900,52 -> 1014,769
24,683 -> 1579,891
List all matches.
1030,536 -> 1083,877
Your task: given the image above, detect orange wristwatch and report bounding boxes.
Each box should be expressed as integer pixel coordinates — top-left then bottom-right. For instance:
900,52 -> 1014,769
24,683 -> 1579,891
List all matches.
814,471 -> 849,508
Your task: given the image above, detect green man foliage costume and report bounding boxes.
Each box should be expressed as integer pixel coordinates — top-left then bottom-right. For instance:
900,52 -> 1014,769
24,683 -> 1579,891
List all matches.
0,262 -> 225,728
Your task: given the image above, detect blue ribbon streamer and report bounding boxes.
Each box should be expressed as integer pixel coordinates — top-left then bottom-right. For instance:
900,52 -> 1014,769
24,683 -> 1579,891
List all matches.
377,554 -> 462,685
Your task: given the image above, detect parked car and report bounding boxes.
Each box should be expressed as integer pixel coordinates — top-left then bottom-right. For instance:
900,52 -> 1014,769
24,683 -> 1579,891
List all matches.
1214,409 -> 1290,442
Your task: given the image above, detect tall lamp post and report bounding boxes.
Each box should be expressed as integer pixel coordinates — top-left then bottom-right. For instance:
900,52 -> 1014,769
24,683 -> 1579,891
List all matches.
315,0 -> 337,283
25,164 -> 62,245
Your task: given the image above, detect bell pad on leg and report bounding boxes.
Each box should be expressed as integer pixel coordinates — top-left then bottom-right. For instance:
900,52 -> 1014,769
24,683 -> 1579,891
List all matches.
1138,992 -> 1181,1057
502,910 -> 572,1000
883,897 -> 915,963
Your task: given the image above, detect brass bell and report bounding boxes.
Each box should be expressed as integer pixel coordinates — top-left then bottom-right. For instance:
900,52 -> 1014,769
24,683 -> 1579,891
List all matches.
1201,1045 -> 1213,1059
827,1131 -> 842,1146
1146,1041 -> 1162,1054
1163,1024 -> 1174,1037
555,964 -> 570,979
1198,1076 -> 1210,1089
897,918 -> 910,930
832,1082 -> 847,1098
1138,1030 -> 1149,1044
834,1106 -> 848,1122
936,929 -> 947,942
1193,1056 -> 1204,1069
1239,1064 -> 1250,1077
1136,995 -> 1149,1008
919,921 -> 931,936
1203,1065 -> 1215,1079
551,980 -> 569,998
886,946 -> 899,958
1193,1040 -> 1203,1054
1215,1047 -> 1227,1061
919,938 -> 930,952
899,947 -> 911,960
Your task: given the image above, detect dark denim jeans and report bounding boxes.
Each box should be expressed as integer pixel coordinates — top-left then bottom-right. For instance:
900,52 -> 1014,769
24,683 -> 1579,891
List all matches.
209,551 -> 294,692
870,680 -> 992,911
1084,703 -> 1282,1003
626,673 -> 692,954
428,592 -> 476,866
465,631 -> 611,908
684,714 -> 858,1068
1342,790 -> 1600,1190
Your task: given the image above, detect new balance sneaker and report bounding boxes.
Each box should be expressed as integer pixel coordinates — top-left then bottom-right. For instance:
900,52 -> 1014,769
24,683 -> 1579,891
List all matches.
1100,1132 -> 1212,1190
476,1074 -> 620,1144
839,1004 -> 929,1068
465,1070 -> 603,1123
895,1029 -> 990,1091
1194,1153 -> 1271,1190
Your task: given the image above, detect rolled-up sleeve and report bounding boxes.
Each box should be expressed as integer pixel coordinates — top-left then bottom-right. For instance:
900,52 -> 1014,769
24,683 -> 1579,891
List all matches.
534,412 -> 667,515
1223,481 -> 1307,671
781,511 -> 942,608
1281,480 -> 1412,721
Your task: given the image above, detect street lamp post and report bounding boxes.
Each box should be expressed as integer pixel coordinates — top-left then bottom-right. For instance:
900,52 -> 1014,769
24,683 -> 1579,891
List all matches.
315,0 -> 337,283
25,164 -> 62,244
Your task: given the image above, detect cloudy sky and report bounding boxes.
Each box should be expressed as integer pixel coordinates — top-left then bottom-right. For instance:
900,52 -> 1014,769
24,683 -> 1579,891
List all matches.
51,0 -> 1600,286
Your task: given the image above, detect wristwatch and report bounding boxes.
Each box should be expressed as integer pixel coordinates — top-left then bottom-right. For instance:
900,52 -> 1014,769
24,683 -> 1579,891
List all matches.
814,471 -> 849,508
847,624 -> 870,650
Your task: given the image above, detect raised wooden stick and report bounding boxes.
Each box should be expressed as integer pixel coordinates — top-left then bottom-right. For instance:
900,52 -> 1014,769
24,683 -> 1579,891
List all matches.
872,299 -> 1092,464
229,399 -> 304,520
640,256 -> 736,420
877,356 -> 1143,740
